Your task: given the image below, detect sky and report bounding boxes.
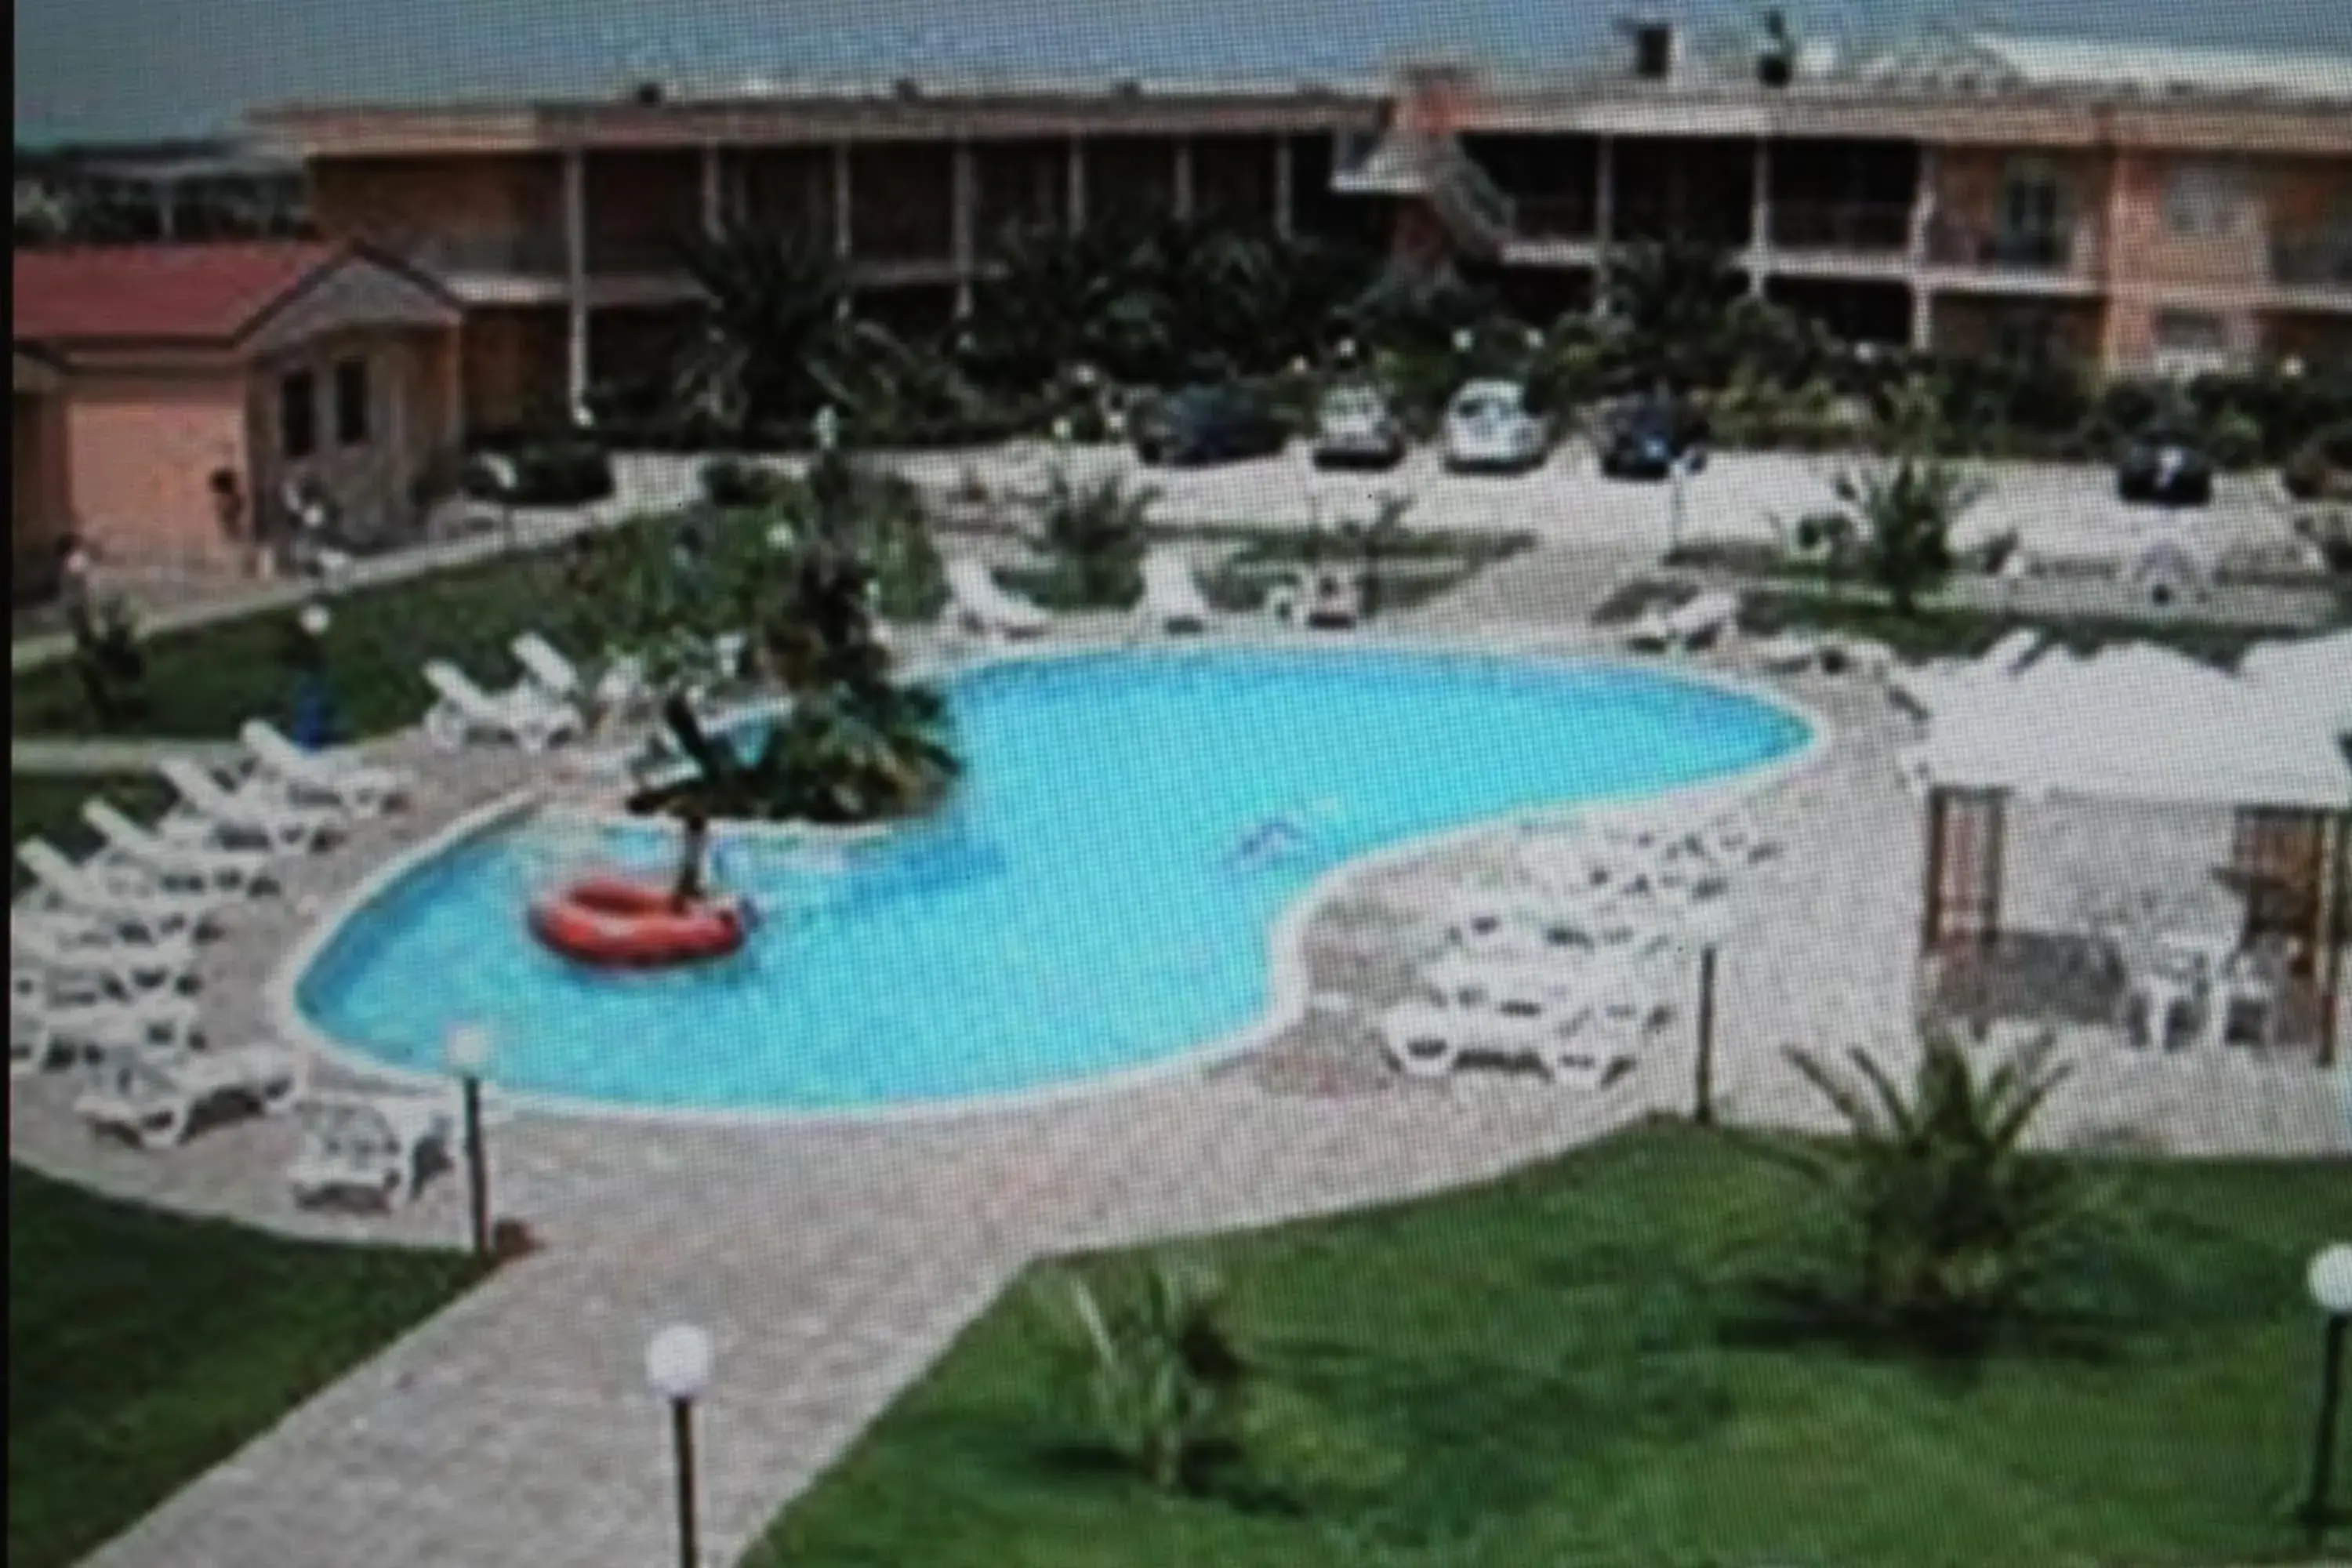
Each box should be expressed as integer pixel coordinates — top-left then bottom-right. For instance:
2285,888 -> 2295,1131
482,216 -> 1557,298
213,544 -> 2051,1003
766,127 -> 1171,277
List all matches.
16,0 -> 2352,145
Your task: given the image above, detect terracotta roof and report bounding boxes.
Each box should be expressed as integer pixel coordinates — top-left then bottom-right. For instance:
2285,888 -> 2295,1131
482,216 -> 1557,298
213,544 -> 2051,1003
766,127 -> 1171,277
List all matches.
13,241 -> 347,345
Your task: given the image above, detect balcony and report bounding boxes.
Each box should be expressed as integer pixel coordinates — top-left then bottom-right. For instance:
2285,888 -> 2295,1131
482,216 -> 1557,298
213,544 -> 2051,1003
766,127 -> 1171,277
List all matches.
1770,201 -> 1912,253
1510,196 -> 1598,242
1924,216 -> 2101,289
2270,237 -> 2352,292
584,233 -> 698,276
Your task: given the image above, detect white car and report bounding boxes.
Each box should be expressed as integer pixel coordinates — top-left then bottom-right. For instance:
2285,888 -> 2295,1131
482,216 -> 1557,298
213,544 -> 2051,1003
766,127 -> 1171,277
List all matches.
1443,380 -> 1548,474
1311,384 -> 1407,470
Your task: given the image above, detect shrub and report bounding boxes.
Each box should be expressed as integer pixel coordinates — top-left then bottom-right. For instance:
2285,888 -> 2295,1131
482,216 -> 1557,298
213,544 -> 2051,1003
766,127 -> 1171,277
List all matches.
1777,1032 -> 2103,1337
1032,1258 -> 1246,1494
699,457 -> 789,509
2205,405 -> 2264,470
503,441 -> 615,506
1033,467 -> 1157,609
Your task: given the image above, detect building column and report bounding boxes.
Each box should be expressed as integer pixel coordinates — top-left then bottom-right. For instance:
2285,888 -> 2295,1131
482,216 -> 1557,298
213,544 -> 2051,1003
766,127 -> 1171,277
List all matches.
1906,145 -> 1939,353
1273,136 -> 1295,239
1067,136 -> 1087,232
1173,137 -> 1195,223
833,143 -> 853,262
561,147 -> 589,415
699,143 -> 724,238
1591,133 -> 1615,317
1906,144 -> 1938,263
1748,138 -> 1771,298
952,139 -> 977,318
1909,286 -> 1935,352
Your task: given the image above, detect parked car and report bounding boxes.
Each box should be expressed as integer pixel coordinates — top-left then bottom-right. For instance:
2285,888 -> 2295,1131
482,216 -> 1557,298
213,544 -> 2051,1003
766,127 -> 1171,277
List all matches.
2115,419 -> 2214,506
1598,396 -> 1710,481
1131,384 -> 1288,466
1310,383 -> 1407,470
1442,380 -> 1548,474
2283,421 -> 2352,503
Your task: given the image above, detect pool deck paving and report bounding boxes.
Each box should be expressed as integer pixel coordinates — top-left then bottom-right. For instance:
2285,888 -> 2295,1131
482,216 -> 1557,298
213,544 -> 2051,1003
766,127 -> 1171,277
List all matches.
13,560 -> 2349,1567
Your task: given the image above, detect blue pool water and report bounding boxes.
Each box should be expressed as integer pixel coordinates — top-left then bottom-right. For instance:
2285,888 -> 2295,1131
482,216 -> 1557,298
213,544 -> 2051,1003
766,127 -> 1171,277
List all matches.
296,648 -> 1811,1112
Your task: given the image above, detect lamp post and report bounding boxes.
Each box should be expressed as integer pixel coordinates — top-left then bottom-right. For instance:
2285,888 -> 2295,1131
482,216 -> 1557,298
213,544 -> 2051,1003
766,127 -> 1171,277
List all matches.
2301,1243 -> 2352,1548
444,1023 -> 493,1259
646,1323 -> 715,1568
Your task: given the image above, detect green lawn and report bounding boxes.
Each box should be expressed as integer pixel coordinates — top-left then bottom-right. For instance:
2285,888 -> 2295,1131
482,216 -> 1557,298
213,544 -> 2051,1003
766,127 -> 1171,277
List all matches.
1737,589 -> 2307,666
7,1168 -> 482,1568
753,1125 -> 2351,1567
13,548 -> 581,742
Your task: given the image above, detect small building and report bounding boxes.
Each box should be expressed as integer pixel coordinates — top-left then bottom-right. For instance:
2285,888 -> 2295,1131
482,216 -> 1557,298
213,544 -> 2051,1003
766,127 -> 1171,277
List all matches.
10,241 -> 465,587
13,344 -> 74,601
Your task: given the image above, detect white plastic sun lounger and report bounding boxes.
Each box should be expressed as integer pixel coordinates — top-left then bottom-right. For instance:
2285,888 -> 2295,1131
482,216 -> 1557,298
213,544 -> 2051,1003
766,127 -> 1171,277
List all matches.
947,560 -> 1050,640
421,659 -> 581,753
1141,555 -> 1213,634
16,839 -> 226,942
75,1042 -> 303,1148
82,799 -> 276,898
12,916 -> 200,1000
286,1092 -> 455,1209
240,720 -> 410,817
156,757 -> 343,854
1379,995 -> 1640,1089
16,988 -> 204,1076
1625,590 -> 1740,654
510,632 -> 585,705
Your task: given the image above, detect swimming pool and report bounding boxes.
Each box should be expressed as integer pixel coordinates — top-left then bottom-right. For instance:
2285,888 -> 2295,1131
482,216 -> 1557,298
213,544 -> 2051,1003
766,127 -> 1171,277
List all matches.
294,648 -> 1813,1113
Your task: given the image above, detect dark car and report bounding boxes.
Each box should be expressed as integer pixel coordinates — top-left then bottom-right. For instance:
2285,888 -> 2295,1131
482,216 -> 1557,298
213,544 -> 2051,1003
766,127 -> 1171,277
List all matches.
2116,420 -> 2214,506
1598,397 -> 1708,481
1131,385 -> 1289,466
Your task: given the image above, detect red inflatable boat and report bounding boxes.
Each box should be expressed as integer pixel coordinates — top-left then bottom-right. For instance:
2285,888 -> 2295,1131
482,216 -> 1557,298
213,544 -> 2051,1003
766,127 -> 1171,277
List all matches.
528,874 -> 748,968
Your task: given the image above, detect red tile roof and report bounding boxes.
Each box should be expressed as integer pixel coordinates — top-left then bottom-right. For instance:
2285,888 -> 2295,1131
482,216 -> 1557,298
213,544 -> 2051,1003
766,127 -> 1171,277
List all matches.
13,241 -> 348,345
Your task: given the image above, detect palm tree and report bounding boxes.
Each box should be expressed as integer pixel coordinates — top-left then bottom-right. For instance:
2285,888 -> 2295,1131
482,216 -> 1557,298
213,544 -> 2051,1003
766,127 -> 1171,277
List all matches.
1779,1032 -> 2100,1331
673,224 -> 848,435
1339,492 -> 1416,621
1602,240 -> 1747,394
1828,376 -> 1988,615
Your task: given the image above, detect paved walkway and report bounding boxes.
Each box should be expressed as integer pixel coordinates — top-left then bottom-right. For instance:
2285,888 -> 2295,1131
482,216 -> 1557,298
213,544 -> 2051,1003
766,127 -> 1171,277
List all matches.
11,737 -> 249,775
14,558 -> 2347,1567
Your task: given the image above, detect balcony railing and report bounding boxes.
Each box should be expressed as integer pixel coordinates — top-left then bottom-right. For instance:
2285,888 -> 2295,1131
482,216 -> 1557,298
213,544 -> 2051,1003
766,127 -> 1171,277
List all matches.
402,230 -> 707,279
1924,216 -> 2097,276
1770,201 -> 1912,253
2270,237 -> 2352,290
404,231 -> 568,277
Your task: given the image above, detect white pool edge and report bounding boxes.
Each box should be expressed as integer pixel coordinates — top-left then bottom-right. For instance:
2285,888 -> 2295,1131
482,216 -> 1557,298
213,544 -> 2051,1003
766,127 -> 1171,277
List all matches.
270,634 -> 1834,1129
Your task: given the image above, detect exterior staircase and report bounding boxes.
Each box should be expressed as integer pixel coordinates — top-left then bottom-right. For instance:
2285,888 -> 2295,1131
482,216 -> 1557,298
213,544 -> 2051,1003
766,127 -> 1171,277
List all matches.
1333,128 -> 1518,257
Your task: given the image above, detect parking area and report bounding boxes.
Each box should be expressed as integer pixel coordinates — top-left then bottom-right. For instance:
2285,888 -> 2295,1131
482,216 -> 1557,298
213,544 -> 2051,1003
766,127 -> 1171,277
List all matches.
881,438 -> 2309,569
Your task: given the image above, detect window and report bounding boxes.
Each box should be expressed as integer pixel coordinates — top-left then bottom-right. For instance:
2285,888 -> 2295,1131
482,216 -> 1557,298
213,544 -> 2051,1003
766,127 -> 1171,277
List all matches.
332,358 -> 370,446
2155,310 -> 2228,352
278,369 -> 317,460
2161,164 -> 2245,238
